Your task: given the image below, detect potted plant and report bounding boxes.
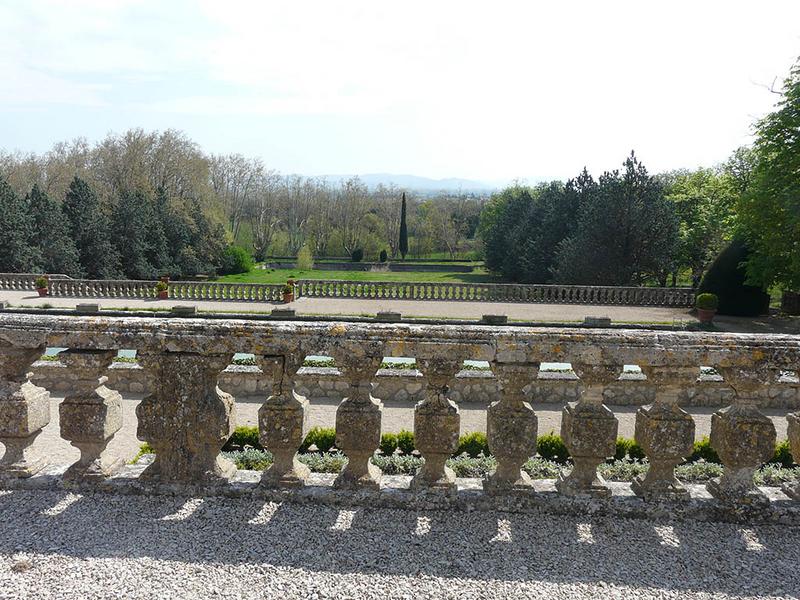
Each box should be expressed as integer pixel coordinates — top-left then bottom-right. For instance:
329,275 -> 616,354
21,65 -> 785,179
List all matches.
35,276 -> 49,297
282,282 -> 295,303
695,293 -> 719,323
155,280 -> 169,300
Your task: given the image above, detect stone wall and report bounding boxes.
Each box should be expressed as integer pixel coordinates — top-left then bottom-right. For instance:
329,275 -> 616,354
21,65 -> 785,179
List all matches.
28,360 -> 800,409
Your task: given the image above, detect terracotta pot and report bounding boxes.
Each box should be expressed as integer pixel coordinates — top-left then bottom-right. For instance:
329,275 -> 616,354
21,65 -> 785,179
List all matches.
697,308 -> 716,323
157,290 -> 168,300
37,288 -> 48,297
283,292 -> 294,303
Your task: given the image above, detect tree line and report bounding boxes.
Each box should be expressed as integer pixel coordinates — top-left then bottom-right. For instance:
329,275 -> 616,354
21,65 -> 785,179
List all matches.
0,130 -> 485,265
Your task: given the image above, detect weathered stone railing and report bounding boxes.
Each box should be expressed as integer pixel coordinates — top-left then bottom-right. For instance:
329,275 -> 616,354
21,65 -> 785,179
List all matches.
1,312 -> 799,517
1,273 -> 694,307
295,279 -> 695,307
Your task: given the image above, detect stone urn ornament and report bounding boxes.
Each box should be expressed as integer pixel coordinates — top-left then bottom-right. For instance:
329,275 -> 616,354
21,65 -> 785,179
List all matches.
282,282 -> 295,303
695,293 -> 718,324
35,276 -> 48,297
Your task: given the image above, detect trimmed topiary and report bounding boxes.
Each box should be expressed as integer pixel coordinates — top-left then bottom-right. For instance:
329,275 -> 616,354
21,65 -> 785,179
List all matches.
614,437 -> 646,461
698,238 -> 770,316
379,432 -> 398,455
536,431 -> 570,463
396,429 -> 415,455
689,436 -> 720,463
695,293 -> 719,311
223,425 -> 261,451
455,431 -> 490,457
300,426 -> 336,453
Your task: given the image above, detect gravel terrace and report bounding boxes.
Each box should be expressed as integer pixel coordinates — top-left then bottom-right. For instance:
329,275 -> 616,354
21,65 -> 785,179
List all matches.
1,488 -> 798,599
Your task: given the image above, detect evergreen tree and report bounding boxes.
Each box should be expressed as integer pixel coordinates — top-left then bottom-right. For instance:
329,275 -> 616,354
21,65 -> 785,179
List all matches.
398,192 -> 408,259
112,190 -> 158,279
0,176 -> 38,272
155,187 -> 189,277
554,153 -> 679,286
62,177 -> 121,279
26,184 -> 81,276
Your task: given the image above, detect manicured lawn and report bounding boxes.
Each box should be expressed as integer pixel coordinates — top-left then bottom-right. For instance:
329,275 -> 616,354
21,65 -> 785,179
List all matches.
216,267 -> 501,284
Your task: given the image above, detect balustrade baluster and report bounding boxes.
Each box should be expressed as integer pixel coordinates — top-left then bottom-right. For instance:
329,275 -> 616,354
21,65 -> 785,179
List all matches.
632,365 -> 696,500
555,363 -> 619,497
0,342 -> 50,477
258,349 -> 310,488
58,349 -> 123,481
706,366 -> 776,507
330,341 -> 384,489
135,351 -> 236,483
485,362 -> 538,493
411,352 -> 466,492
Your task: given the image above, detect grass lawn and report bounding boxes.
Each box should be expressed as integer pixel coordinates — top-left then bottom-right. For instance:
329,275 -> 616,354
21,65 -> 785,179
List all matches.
216,267 -> 502,284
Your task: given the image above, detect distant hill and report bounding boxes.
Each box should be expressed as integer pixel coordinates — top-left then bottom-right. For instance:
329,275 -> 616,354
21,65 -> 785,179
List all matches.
321,173 -> 500,194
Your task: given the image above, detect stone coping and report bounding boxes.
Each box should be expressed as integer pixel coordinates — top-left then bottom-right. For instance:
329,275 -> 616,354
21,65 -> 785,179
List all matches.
3,462 -> 798,525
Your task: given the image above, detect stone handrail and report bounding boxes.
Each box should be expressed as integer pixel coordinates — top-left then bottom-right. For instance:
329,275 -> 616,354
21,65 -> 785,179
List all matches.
1,273 -> 694,307
1,311 -> 799,517
295,279 -> 695,307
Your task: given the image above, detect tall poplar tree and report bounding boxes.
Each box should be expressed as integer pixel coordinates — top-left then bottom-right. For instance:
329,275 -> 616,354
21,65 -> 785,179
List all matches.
398,192 -> 408,259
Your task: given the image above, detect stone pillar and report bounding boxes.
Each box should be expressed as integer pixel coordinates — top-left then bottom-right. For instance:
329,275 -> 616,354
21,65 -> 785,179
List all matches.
631,366 -> 696,501
555,364 -> 619,498
411,356 -> 464,492
0,344 -> 50,478
785,411 -> 800,500
484,362 -> 538,493
59,349 -> 123,481
331,341 -> 384,490
136,351 -> 236,484
258,352 -> 310,488
707,367 -> 776,507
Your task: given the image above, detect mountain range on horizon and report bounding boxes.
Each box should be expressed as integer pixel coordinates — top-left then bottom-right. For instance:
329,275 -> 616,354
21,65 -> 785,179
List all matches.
319,172 -> 508,193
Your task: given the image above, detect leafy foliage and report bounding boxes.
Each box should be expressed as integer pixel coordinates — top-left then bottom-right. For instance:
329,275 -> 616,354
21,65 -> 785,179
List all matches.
26,184 -> 81,276
455,431 -> 490,457
396,429 -> 416,455
536,431 -> 570,463
738,57 -> 800,289
296,244 -> 314,270
219,245 -> 254,275
300,426 -> 337,452
695,293 -> 719,310
0,176 -> 39,272
379,432 -> 398,455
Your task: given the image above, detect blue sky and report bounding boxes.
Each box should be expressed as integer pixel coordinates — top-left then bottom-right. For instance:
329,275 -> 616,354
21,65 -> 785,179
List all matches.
1,0 -> 799,182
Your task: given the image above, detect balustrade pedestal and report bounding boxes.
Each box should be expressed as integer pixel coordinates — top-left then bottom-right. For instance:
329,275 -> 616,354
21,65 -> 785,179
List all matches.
0,345 -> 49,478
631,366 -> 696,501
784,412 -> 800,500
707,369 -> 776,508
59,349 -> 123,481
410,356 -> 464,493
136,352 -> 236,484
259,353 -> 310,488
555,365 -> 619,498
484,362 -> 538,494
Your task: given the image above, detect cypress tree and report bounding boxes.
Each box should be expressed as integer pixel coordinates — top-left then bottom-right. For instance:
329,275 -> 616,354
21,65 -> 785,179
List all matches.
26,184 -> 81,276
398,192 -> 408,260
63,177 -> 121,279
112,190 -> 156,279
0,176 -> 38,272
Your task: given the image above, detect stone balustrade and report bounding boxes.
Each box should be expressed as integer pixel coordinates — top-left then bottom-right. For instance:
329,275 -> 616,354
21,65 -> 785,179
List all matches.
2,312 -> 800,520
1,273 -> 694,307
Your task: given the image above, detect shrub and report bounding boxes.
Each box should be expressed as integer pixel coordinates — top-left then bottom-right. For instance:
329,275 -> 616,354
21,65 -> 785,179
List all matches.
154,281 -> 168,292
614,437 -> 646,461
396,429 -> 415,455
379,249 -> 388,263
537,431 -> 570,463
698,238 -> 770,316
300,426 -> 336,452
282,283 -> 294,294
351,248 -> 364,262
689,436 -> 720,463
772,439 -> 795,467
219,245 -> 254,275
379,432 -> 398,455
223,425 -> 261,451
455,431 -> 490,457
131,442 -> 155,463
695,293 -> 719,311
34,276 -> 48,289
296,245 -> 314,270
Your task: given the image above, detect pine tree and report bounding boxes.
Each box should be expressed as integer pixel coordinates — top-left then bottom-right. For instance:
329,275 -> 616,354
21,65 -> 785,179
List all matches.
0,176 -> 38,272
26,184 -> 81,276
398,192 -> 409,260
112,190 -> 157,279
63,177 -> 121,279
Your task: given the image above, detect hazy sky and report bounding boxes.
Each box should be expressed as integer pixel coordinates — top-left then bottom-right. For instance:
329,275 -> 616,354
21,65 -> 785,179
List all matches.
1,0 -> 799,182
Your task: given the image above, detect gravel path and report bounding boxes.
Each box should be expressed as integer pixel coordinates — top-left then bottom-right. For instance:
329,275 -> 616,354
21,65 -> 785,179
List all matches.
0,289 -> 693,324
1,489 -> 798,599
2,395 -> 790,467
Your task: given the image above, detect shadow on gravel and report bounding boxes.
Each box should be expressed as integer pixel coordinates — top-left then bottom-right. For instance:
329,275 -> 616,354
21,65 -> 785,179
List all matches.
1,489 -> 797,596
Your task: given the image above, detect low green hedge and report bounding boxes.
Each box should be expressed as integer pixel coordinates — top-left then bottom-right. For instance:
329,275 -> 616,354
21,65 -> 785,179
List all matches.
213,427 -> 794,466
